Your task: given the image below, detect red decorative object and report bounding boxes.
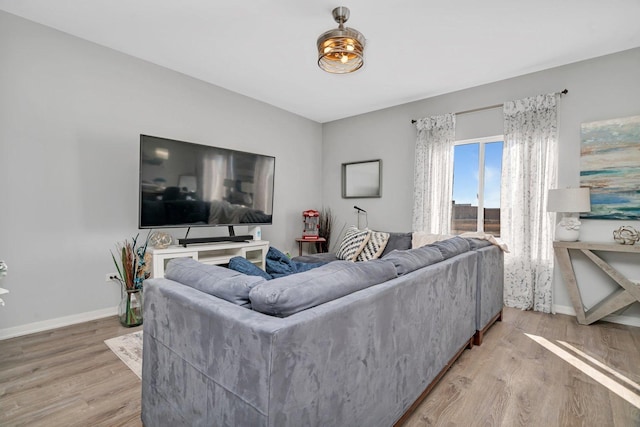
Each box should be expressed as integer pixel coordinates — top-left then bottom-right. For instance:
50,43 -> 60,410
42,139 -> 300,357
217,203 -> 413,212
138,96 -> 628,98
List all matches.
302,210 -> 320,239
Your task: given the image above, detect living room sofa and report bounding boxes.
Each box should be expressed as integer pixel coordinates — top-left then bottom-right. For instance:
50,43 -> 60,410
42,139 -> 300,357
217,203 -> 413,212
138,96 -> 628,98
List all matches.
293,232 -> 504,344
141,236 -> 503,426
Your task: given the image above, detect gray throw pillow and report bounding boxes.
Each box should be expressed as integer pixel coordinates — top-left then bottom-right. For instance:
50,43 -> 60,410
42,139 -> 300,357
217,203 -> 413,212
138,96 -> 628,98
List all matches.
380,232 -> 413,257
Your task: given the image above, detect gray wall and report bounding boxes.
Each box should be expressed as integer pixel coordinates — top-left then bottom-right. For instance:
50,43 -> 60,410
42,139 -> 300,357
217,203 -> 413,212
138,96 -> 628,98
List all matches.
0,11 -> 322,334
322,48 -> 640,320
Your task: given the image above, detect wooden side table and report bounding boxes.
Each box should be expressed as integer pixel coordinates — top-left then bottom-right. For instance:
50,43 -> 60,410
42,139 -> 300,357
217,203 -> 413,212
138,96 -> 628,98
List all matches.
553,241 -> 640,325
295,238 -> 326,256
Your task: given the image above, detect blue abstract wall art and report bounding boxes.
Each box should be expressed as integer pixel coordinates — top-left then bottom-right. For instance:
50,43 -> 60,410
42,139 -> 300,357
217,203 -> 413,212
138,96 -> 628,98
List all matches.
580,115 -> 640,220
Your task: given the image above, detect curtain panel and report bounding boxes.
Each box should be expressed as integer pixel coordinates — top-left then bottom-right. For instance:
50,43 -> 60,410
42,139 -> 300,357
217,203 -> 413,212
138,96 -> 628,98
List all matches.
412,114 -> 456,234
501,93 -> 558,313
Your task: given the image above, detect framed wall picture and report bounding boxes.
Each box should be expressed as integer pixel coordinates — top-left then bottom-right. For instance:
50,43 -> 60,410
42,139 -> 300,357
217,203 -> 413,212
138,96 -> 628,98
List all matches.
342,159 -> 382,198
580,115 -> 640,220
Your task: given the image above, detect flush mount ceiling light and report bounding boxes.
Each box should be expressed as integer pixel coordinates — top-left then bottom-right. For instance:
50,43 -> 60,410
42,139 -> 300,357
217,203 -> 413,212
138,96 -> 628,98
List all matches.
317,6 -> 366,74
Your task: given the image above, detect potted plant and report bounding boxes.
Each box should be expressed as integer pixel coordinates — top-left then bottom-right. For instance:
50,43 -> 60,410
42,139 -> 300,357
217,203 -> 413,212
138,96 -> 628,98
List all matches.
110,233 -> 150,326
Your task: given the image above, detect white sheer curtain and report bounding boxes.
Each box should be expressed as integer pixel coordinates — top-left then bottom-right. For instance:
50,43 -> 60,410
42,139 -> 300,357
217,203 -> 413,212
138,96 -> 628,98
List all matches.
412,114 -> 456,233
501,93 -> 558,313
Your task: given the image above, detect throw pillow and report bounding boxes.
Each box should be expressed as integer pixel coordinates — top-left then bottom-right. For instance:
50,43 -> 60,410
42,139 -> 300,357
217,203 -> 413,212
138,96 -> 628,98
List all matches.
380,232 -> 413,257
336,226 -> 370,261
357,230 -> 390,261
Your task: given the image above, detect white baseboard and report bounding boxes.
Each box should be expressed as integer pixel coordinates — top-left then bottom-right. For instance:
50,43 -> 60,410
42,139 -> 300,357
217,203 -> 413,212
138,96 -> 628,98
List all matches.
553,304 -> 576,316
0,306 -> 118,340
553,304 -> 640,328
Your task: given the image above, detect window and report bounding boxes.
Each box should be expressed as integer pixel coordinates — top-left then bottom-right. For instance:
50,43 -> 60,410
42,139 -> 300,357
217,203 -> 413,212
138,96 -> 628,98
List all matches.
451,136 -> 503,236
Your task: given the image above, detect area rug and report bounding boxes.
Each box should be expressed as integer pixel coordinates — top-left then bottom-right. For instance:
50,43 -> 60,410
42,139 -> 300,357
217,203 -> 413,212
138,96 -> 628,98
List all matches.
104,330 -> 143,379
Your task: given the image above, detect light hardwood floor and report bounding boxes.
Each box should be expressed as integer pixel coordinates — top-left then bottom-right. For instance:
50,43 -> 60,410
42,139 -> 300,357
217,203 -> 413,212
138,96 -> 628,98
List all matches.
0,319 -> 143,427
1,308 -> 639,426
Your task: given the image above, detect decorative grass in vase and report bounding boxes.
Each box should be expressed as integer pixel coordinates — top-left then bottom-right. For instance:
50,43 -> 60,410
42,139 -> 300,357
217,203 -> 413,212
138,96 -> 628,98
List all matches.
316,207 -> 334,253
110,233 -> 151,327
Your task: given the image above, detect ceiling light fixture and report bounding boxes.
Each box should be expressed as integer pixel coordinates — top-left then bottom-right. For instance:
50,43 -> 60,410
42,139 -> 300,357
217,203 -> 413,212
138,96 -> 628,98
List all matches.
317,7 -> 366,74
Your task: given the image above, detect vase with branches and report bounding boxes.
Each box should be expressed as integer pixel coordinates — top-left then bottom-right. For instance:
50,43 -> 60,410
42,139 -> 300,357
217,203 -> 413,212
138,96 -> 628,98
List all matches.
316,207 -> 334,253
110,233 -> 151,326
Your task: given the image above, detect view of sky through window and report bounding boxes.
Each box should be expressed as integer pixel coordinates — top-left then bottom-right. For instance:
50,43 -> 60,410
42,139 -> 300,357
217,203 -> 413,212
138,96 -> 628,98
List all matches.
453,141 -> 503,208
451,139 -> 503,235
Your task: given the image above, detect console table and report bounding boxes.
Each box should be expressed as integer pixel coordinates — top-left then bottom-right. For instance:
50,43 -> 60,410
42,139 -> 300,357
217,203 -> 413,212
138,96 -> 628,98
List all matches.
553,241 -> 640,325
149,240 -> 269,278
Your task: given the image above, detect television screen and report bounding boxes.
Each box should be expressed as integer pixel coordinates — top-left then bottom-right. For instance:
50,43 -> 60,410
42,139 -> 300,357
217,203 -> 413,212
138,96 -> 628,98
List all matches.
139,135 -> 275,229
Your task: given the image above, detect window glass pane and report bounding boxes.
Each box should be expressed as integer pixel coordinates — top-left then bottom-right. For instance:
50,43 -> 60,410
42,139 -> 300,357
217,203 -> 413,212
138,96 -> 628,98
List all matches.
452,144 -> 479,234
483,141 -> 503,236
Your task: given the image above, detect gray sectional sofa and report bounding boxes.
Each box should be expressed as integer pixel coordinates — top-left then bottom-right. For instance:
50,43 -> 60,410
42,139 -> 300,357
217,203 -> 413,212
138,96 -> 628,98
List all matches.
141,236 -> 503,426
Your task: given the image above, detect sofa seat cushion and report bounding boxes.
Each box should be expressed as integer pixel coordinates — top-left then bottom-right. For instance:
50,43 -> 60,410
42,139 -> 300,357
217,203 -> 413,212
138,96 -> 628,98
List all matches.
292,252 -> 340,264
228,256 -> 272,280
249,259 -> 398,317
165,257 -> 266,307
381,245 -> 444,275
231,247 -> 328,280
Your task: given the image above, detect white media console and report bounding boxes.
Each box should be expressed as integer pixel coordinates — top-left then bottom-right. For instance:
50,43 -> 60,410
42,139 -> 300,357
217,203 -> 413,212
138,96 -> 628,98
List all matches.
149,240 -> 269,278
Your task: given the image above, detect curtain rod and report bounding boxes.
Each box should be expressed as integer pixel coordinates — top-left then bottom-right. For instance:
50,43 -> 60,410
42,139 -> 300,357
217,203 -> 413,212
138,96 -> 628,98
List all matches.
410,89 -> 568,124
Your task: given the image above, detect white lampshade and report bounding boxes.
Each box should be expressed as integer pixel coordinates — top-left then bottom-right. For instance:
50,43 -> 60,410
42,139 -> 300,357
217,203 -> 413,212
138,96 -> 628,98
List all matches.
547,188 -> 591,213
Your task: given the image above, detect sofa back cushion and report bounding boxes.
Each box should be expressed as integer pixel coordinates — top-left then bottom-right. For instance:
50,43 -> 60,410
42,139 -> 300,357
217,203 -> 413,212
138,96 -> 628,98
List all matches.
165,257 -> 266,307
380,232 -> 413,257
431,236 -> 471,259
466,237 -> 492,250
381,245 -> 444,275
249,259 -> 398,317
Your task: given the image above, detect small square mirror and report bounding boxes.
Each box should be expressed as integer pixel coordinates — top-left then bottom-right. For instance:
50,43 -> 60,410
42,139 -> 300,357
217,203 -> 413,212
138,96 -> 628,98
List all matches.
342,159 -> 382,198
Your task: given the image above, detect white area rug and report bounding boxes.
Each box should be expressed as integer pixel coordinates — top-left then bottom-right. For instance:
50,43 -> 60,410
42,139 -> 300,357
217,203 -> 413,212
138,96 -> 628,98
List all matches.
104,330 -> 143,379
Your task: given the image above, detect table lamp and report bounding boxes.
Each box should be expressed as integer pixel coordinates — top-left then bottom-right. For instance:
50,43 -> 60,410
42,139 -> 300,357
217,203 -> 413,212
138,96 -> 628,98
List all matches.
547,187 -> 591,241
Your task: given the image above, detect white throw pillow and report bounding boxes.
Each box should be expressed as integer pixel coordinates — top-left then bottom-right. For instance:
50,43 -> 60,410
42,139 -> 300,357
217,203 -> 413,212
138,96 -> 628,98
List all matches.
357,231 -> 390,262
336,226 -> 371,261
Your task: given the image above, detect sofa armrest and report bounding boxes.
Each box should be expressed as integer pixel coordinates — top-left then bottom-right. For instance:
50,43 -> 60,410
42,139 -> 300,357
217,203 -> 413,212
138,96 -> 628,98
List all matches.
143,278 -> 284,425
475,245 -> 504,331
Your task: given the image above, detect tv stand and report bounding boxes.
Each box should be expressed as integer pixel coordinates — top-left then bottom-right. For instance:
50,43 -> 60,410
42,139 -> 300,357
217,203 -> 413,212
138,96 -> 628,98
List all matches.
149,240 -> 269,278
178,225 -> 253,247
178,235 -> 253,247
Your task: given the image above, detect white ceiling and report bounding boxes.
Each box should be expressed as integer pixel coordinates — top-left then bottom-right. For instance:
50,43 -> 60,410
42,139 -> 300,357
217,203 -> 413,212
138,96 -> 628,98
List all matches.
2,0 -> 640,123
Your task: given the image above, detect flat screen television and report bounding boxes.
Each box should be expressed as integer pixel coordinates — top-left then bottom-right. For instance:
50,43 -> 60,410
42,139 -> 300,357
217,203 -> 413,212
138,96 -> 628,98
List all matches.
139,135 -> 275,242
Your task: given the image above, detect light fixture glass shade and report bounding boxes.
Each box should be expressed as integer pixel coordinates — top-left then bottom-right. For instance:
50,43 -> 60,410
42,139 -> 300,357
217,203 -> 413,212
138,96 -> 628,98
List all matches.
317,7 -> 365,74
547,188 -> 591,213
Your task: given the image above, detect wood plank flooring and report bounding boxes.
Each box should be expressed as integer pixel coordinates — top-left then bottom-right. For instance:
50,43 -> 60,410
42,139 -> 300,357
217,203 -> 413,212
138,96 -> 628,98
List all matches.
1,308 -> 639,426
0,318 -> 143,427
403,308 -> 640,426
